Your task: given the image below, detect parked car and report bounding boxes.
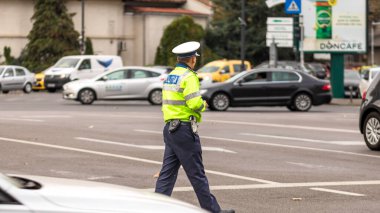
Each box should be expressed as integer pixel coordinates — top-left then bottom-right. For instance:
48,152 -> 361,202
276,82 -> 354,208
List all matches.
200,68 -> 332,112
63,66 -> 166,105
359,67 -> 380,98
0,65 -> 35,94
305,63 -> 327,79
359,71 -> 380,150
0,173 -> 206,213
45,55 -> 123,92
344,69 -> 361,98
197,59 -> 252,86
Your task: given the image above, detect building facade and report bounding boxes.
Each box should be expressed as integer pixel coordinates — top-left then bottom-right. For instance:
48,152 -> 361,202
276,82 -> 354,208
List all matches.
0,0 -> 211,67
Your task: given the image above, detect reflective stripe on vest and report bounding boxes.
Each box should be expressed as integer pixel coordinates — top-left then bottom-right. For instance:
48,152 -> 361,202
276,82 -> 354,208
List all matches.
184,91 -> 201,101
162,100 -> 186,105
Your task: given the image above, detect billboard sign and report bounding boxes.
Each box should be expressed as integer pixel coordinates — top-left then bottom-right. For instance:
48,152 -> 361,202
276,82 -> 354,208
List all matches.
266,17 -> 294,48
302,0 -> 367,53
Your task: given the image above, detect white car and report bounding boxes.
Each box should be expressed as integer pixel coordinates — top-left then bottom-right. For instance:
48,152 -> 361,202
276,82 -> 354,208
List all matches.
0,173 -> 207,213
63,67 -> 166,105
359,67 -> 380,98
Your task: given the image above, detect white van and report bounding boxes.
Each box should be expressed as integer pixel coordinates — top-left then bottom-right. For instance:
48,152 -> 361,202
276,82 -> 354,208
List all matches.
44,55 -> 123,92
359,67 -> 380,98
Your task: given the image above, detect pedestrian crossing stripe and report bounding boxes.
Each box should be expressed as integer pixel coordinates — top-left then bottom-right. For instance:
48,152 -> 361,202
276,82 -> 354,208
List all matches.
287,0 -> 299,11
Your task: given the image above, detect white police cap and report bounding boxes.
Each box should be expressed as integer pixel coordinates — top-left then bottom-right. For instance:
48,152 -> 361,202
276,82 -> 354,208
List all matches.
172,41 -> 200,58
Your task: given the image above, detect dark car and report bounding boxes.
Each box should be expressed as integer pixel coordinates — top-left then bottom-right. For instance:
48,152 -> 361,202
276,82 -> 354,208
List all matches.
359,72 -> 380,150
305,63 -> 327,79
200,68 -> 332,112
344,69 -> 361,98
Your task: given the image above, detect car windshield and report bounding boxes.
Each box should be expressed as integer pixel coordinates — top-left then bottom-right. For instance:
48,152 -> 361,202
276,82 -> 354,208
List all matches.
307,63 -> 325,72
54,58 -> 80,68
0,67 -> 4,75
345,70 -> 360,80
198,66 -> 219,73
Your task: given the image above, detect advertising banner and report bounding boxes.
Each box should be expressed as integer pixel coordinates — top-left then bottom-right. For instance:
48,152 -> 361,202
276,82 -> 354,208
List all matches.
302,0 -> 367,53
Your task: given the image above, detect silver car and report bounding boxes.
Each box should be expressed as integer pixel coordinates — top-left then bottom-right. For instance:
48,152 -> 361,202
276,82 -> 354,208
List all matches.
63,66 -> 166,105
0,65 -> 35,94
0,173 -> 206,213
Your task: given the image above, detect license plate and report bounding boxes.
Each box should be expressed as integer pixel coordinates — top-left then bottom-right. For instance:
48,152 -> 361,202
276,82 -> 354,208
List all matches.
47,83 -> 55,88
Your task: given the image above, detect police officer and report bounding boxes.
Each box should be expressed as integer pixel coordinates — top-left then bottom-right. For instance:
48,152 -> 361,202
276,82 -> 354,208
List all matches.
155,41 -> 235,213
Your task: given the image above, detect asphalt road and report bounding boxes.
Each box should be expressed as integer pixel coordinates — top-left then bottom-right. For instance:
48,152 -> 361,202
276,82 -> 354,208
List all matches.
1,91 -> 379,213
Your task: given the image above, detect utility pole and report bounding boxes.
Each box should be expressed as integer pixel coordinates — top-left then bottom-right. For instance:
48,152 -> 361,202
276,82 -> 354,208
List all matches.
372,21 -> 380,66
299,14 -> 304,68
240,0 -> 247,71
81,0 -> 85,55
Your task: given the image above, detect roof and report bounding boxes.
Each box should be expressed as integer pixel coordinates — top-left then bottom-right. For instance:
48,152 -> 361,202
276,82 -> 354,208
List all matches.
129,6 -> 207,16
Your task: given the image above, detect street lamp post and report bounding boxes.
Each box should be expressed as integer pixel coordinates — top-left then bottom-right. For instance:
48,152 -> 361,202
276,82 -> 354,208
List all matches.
371,21 -> 380,66
80,0 -> 85,55
240,0 -> 246,72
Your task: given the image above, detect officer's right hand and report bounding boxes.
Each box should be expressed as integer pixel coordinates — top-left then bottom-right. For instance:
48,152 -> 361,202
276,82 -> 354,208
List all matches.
204,101 -> 208,108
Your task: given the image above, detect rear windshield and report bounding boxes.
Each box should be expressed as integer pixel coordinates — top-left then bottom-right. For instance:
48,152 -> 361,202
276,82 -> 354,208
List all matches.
0,67 -> 4,75
198,66 -> 219,73
345,70 -> 360,80
54,58 -> 80,68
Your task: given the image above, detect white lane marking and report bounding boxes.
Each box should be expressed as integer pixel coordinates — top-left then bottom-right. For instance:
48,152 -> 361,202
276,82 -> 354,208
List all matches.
143,180 -> 380,192
87,176 -> 113,181
206,119 -> 358,134
0,118 -> 44,122
0,136 -> 272,184
240,133 -> 362,146
310,187 -> 365,196
21,115 -> 72,118
134,129 -> 380,160
75,137 -> 236,154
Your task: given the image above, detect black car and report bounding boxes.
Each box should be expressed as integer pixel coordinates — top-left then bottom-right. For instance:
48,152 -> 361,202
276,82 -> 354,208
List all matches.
359,72 -> 380,150
200,68 -> 332,112
344,69 -> 361,98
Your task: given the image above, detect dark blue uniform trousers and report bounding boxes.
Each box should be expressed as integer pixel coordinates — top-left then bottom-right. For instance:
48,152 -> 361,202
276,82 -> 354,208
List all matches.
155,122 -> 221,213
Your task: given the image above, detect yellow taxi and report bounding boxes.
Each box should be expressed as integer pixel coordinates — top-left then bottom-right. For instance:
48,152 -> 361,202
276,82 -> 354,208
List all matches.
32,71 -> 45,91
197,59 -> 251,85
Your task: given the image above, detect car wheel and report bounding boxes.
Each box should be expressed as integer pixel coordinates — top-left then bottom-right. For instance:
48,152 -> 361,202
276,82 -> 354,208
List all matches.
363,112 -> 380,150
78,89 -> 96,105
148,89 -> 162,105
23,83 -> 32,94
47,88 -> 56,93
210,93 -> 230,111
286,104 -> 297,111
293,93 -> 312,112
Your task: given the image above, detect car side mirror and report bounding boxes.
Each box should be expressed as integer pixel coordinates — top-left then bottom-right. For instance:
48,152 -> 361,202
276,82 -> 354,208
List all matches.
3,73 -> 10,78
237,79 -> 243,86
100,76 -> 108,81
363,75 -> 369,81
220,69 -> 228,74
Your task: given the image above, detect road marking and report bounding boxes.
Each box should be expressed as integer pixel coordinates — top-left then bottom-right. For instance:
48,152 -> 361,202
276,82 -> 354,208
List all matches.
206,119 -> 358,134
240,133 -> 362,146
0,136 -> 273,184
75,137 -> 236,154
21,115 -> 72,118
0,118 -> 44,122
134,129 -> 380,160
144,180 -> 380,192
310,188 -> 365,196
87,176 -> 113,181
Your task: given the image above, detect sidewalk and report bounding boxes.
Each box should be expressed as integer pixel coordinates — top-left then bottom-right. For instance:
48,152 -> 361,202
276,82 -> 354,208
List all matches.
329,98 -> 362,106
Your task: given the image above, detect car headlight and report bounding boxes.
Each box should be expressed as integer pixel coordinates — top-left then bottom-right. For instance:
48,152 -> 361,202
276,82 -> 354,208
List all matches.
60,74 -> 70,79
203,76 -> 210,81
200,89 -> 208,95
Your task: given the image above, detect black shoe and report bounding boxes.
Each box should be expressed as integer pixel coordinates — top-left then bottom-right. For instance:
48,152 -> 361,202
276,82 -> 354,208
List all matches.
219,210 -> 235,213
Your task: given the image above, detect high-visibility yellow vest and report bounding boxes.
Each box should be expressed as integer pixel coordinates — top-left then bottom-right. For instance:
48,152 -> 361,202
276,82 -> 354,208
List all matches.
162,63 -> 206,123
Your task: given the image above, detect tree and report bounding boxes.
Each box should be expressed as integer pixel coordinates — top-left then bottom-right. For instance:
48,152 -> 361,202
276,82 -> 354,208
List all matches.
3,46 -> 16,65
206,0 -> 295,66
22,0 -> 80,72
85,37 -> 94,55
155,15 -> 214,68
